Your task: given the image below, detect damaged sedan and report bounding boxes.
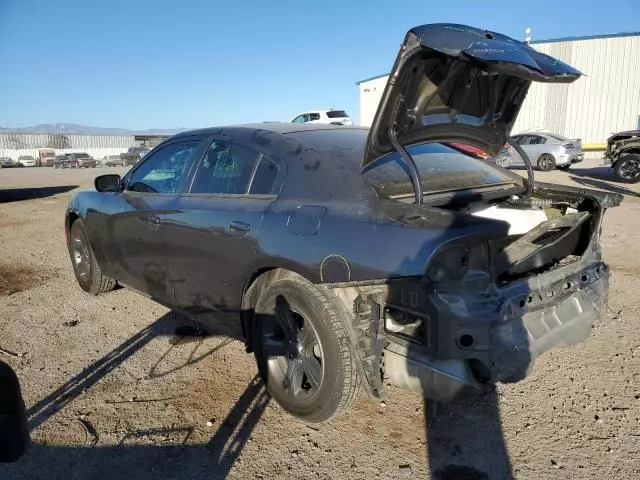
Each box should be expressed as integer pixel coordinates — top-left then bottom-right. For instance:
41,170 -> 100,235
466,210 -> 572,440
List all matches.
65,23 -> 622,423
605,129 -> 640,182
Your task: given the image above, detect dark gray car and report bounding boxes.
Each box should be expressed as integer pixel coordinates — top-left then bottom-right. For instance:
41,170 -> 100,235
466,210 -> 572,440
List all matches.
64,23 -> 620,423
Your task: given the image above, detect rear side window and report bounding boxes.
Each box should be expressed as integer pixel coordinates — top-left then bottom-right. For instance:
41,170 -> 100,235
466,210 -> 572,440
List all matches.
190,141 -> 259,194
249,157 -> 279,195
326,110 -> 348,118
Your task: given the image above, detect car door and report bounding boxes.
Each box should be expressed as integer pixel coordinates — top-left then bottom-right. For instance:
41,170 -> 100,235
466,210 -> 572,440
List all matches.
513,135 -> 534,166
527,134 -> 546,161
101,138 -> 204,305
162,137 -> 282,324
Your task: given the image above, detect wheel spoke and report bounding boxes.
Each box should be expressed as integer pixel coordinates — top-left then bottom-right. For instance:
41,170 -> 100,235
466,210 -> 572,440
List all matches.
297,324 -> 316,349
274,300 -> 299,340
301,355 -> 322,390
284,358 -> 304,397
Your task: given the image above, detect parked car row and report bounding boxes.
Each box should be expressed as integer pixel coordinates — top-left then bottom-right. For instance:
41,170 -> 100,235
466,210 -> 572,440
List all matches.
1,146 -> 152,170
54,153 -> 97,168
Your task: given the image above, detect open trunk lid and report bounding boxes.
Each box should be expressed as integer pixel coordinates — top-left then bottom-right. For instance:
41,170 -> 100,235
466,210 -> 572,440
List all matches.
362,23 -> 582,170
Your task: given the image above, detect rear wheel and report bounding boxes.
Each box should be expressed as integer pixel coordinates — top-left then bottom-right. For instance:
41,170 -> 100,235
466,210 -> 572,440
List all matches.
252,276 -> 360,423
68,220 -> 116,295
614,154 -> 640,183
537,154 -> 556,171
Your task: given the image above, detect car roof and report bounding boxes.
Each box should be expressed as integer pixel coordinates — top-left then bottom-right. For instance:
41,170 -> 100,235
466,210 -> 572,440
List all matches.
171,122 -> 366,139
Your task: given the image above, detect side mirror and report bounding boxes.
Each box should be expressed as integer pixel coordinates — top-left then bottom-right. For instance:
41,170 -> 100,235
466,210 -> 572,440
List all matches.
95,174 -> 123,192
0,360 -> 30,463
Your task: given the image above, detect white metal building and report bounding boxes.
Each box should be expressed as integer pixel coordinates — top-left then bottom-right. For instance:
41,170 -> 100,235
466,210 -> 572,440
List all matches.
356,32 -> 640,150
0,132 -> 169,161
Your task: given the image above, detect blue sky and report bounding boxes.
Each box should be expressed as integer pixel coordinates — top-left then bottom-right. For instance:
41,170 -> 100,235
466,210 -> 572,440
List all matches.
0,0 -> 638,129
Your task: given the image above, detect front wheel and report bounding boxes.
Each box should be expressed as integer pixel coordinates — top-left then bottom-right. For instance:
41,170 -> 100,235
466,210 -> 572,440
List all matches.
68,220 -> 116,295
537,154 -> 556,171
252,276 -> 360,423
614,154 -> 640,183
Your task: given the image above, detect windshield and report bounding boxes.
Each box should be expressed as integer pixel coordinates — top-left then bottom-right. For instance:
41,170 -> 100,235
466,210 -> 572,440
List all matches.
289,129 -> 517,197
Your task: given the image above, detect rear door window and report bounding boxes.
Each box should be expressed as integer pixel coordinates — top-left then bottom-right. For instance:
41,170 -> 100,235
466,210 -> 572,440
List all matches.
249,157 -> 279,195
190,141 -> 259,195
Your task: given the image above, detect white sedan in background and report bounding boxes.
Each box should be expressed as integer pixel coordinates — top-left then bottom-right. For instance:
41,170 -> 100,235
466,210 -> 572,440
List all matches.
291,109 -> 353,126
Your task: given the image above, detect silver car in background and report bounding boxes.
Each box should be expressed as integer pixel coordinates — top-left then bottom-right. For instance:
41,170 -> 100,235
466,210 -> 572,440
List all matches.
499,132 -> 584,171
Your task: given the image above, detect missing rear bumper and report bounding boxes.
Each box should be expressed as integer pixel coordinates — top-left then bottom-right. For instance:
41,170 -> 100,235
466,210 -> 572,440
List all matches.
379,262 -> 609,401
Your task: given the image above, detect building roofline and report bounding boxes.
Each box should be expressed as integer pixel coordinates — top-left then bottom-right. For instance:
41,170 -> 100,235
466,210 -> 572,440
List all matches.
531,30 -> 640,44
355,73 -> 391,85
355,31 -> 640,85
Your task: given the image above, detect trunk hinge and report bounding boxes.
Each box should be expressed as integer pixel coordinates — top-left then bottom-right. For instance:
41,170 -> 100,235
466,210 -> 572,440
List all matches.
506,136 -> 534,201
389,95 -> 423,205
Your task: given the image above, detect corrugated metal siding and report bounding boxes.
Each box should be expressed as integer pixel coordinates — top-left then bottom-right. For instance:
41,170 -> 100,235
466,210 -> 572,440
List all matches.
513,35 -> 640,143
357,35 -> 640,145
0,133 -> 136,150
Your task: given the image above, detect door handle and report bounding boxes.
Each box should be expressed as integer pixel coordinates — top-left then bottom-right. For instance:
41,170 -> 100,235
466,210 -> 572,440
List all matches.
229,221 -> 250,233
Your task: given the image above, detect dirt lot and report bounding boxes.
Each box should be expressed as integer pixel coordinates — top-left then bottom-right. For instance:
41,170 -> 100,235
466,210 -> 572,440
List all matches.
0,161 -> 639,480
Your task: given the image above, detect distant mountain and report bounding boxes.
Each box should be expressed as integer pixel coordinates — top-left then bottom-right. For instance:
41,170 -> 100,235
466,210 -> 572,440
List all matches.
0,123 -> 187,136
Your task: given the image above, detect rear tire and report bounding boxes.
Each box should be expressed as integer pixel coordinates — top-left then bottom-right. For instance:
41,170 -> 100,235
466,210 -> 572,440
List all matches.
252,276 -> 360,423
614,154 -> 640,183
68,220 -> 116,295
537,154 -> 556,171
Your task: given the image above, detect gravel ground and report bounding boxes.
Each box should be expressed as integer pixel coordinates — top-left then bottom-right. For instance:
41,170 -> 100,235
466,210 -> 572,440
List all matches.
0,161 -> 639,480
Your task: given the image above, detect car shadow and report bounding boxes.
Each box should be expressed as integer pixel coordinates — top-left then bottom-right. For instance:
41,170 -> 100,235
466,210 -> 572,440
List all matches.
383,206 -> 532,479
6,376 -> 269,480
568,167 -> 640,198
0,186 -> 79,203
3,308 -> 269,480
